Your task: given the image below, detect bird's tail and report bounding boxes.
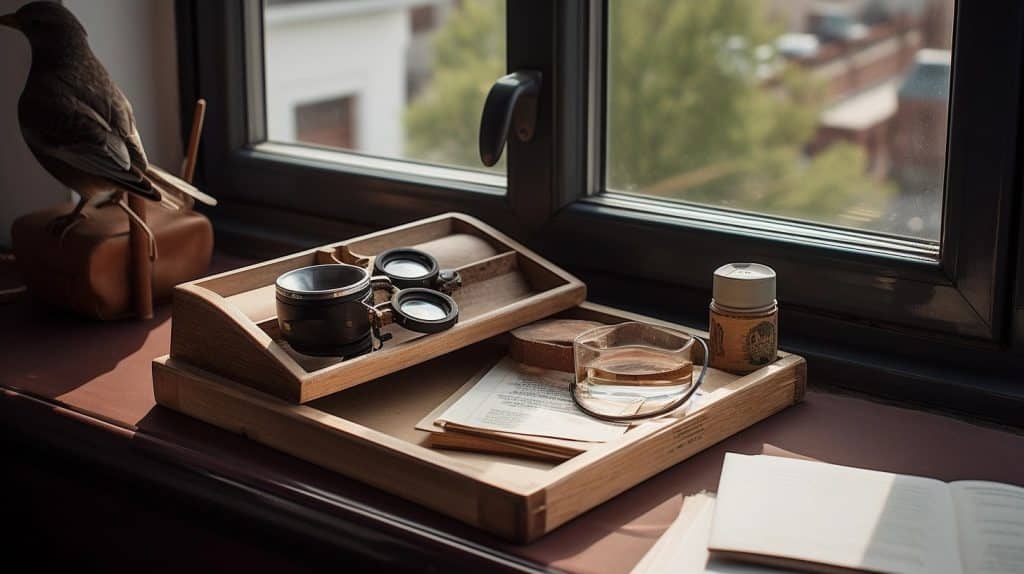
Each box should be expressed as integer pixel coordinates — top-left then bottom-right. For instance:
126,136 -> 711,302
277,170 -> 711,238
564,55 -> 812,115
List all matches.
144,164 -> 218,210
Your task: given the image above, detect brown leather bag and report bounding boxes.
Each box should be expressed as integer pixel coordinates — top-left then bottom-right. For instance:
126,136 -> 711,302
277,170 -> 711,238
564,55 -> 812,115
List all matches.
12,201 -> 213,320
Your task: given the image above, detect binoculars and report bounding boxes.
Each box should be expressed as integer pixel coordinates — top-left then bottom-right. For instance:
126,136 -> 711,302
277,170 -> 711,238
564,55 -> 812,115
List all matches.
275,248 -> 461,357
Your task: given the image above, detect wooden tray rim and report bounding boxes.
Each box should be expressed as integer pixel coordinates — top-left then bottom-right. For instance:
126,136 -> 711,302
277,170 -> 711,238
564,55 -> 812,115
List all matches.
156,302 -> 805,498
169,213 -> 588,402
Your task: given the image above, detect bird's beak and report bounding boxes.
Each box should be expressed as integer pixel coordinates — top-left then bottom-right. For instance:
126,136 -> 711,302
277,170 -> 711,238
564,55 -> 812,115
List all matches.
0,13 -> 19,30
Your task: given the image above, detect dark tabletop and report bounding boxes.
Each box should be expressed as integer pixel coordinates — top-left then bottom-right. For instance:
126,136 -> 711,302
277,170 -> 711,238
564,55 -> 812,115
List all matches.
2,256 -> 1022,574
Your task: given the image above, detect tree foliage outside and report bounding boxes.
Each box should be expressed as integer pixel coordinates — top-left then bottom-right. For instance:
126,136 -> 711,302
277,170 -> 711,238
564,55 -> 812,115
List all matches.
405,0 -> 895,229
405,0 -> 505,171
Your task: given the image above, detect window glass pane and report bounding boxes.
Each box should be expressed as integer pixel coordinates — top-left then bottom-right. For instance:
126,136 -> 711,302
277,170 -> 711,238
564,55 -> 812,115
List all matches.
606,0 -> 955,241
263,0 -> 505,174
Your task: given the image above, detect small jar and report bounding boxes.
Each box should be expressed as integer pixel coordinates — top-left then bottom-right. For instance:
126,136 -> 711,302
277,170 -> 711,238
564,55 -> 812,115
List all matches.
709,263 -> 778,374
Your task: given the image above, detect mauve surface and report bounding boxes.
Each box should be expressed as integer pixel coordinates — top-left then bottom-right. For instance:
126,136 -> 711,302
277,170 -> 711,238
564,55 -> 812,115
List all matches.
1,255 -> 1021,574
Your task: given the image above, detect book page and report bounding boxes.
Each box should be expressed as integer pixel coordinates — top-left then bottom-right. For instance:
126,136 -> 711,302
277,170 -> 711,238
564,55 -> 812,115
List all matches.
431,357 -> 632,442
950,481 -> 1024,574
633,493 -> 786,574
709,454 -> 961,574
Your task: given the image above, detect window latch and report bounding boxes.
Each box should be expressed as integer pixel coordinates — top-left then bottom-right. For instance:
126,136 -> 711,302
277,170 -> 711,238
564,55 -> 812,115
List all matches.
478,70 -> 542,167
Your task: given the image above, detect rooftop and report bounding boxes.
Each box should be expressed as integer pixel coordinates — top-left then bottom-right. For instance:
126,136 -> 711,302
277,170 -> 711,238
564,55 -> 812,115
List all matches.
899,49 -> 952,102
821,80 -> 899,130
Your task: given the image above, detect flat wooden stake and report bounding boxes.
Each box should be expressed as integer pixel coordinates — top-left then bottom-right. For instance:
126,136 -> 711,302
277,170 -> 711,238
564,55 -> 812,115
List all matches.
128,194 -> 153,319
181,98 -> 206,184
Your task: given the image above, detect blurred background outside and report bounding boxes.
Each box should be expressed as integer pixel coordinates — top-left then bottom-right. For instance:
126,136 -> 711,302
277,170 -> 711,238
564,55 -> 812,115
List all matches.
264,0 -> 954,240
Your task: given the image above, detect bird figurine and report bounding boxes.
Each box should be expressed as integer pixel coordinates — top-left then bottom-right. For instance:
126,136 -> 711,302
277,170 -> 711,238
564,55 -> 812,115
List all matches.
0,1 -> 215,251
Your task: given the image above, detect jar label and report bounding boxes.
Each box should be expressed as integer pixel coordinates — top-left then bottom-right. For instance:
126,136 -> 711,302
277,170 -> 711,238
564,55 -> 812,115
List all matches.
745,320 -> 776,366
708,310 -> 778,374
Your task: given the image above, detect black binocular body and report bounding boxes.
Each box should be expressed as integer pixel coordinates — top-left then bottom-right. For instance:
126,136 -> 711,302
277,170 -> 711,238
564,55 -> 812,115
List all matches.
276,248 -> 460,357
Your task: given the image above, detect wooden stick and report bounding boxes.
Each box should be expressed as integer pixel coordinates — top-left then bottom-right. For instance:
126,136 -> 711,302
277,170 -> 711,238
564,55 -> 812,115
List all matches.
128,193 -> 153,319
125,98 -> 206,320
181,98 -> 207,184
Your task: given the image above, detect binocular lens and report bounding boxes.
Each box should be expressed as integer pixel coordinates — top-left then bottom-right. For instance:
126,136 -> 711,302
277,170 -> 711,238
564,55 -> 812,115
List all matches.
400,298 -> 449,321
374,248 -> 440,288
383,258 -> 432,279
390,288 -> 459,333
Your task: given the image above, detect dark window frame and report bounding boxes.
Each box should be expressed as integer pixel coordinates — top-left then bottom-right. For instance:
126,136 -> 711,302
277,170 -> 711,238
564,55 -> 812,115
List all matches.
176,0 -> 1024,425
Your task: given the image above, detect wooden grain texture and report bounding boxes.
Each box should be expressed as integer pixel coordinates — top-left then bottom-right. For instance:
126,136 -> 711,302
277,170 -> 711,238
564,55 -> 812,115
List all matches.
456,251 -> 519,285
320,233 -> 502,271
193,250 -> 318,298
299,282 -> 580,402
153,356 -> 541,541
339,217 -> 455,258
508,319 -> 604,372
153,301 -> 806,542
170,284 -> 304,401
167,213 -> 587,403
536,355 -> 804,536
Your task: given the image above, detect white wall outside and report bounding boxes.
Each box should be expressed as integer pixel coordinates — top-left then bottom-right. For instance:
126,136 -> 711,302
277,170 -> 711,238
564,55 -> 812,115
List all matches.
264,4 -> 410,157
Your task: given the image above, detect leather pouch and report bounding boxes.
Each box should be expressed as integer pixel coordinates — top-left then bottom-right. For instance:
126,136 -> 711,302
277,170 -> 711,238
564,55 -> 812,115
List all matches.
12,201 -> 213,320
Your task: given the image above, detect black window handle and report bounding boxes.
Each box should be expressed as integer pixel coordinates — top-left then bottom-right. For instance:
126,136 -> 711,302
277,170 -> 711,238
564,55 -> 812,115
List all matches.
478,70 -> 542,167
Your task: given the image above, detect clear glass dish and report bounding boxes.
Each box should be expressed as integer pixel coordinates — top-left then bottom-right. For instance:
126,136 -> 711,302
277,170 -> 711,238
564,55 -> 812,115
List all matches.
572,322 -> 707,421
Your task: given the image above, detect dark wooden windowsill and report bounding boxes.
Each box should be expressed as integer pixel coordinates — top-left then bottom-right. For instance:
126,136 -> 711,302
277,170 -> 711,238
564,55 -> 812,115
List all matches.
1,250 -> 1022,571
209,208 -> 1024,429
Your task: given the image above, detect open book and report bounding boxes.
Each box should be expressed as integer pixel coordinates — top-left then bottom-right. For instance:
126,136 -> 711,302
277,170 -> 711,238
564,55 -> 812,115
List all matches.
708,454 -> 1024,574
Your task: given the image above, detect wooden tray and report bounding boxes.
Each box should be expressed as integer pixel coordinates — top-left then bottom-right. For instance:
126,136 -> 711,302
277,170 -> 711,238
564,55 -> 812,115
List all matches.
168,213 -> 586,403
153,302 -> 806,542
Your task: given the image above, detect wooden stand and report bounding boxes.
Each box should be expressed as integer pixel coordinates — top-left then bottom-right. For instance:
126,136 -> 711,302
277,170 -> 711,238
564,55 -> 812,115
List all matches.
126,99 -> 207,320
10,99 -> 212,321
151,214 -> 806,541
153,302 -> 806,542
166,213 -> 587,403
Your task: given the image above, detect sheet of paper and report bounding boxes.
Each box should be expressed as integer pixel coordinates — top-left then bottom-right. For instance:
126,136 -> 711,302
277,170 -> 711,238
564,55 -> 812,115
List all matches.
632,493 -> 791,574
951,480 -> 1024,574
433,357 -> 632,442
709,453 -> 962,574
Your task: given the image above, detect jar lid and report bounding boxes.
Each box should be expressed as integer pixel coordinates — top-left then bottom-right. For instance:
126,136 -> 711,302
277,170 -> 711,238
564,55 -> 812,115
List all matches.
713,263 -> 776,309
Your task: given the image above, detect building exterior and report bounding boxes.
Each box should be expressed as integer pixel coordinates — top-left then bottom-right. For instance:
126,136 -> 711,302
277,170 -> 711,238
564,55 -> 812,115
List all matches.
264,0 -> 451,156
263,0 -> 953,238
890,49 -> 951,195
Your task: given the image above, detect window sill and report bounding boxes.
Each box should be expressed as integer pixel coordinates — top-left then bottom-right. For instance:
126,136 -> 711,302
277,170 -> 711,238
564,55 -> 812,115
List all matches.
577,269 -> 1024,429
207,204 -> 1023,428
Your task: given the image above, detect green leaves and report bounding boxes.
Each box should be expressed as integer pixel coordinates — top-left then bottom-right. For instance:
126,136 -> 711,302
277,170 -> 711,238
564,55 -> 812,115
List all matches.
404,0 -> 505,171
405,0 -> 893,228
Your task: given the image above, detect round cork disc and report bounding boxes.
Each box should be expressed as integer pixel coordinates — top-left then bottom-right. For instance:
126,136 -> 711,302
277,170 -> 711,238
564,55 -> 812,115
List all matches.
508,319 -> 604,372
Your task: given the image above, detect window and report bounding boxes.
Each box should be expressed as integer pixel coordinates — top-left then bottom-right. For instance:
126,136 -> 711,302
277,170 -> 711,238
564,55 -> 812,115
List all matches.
604,1 -> 954,241
262,0 -> 505,175
179,0 -> 1024,422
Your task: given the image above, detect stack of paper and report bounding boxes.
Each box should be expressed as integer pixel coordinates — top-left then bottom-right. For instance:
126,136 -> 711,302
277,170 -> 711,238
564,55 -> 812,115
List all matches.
416,357 -> 632,461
